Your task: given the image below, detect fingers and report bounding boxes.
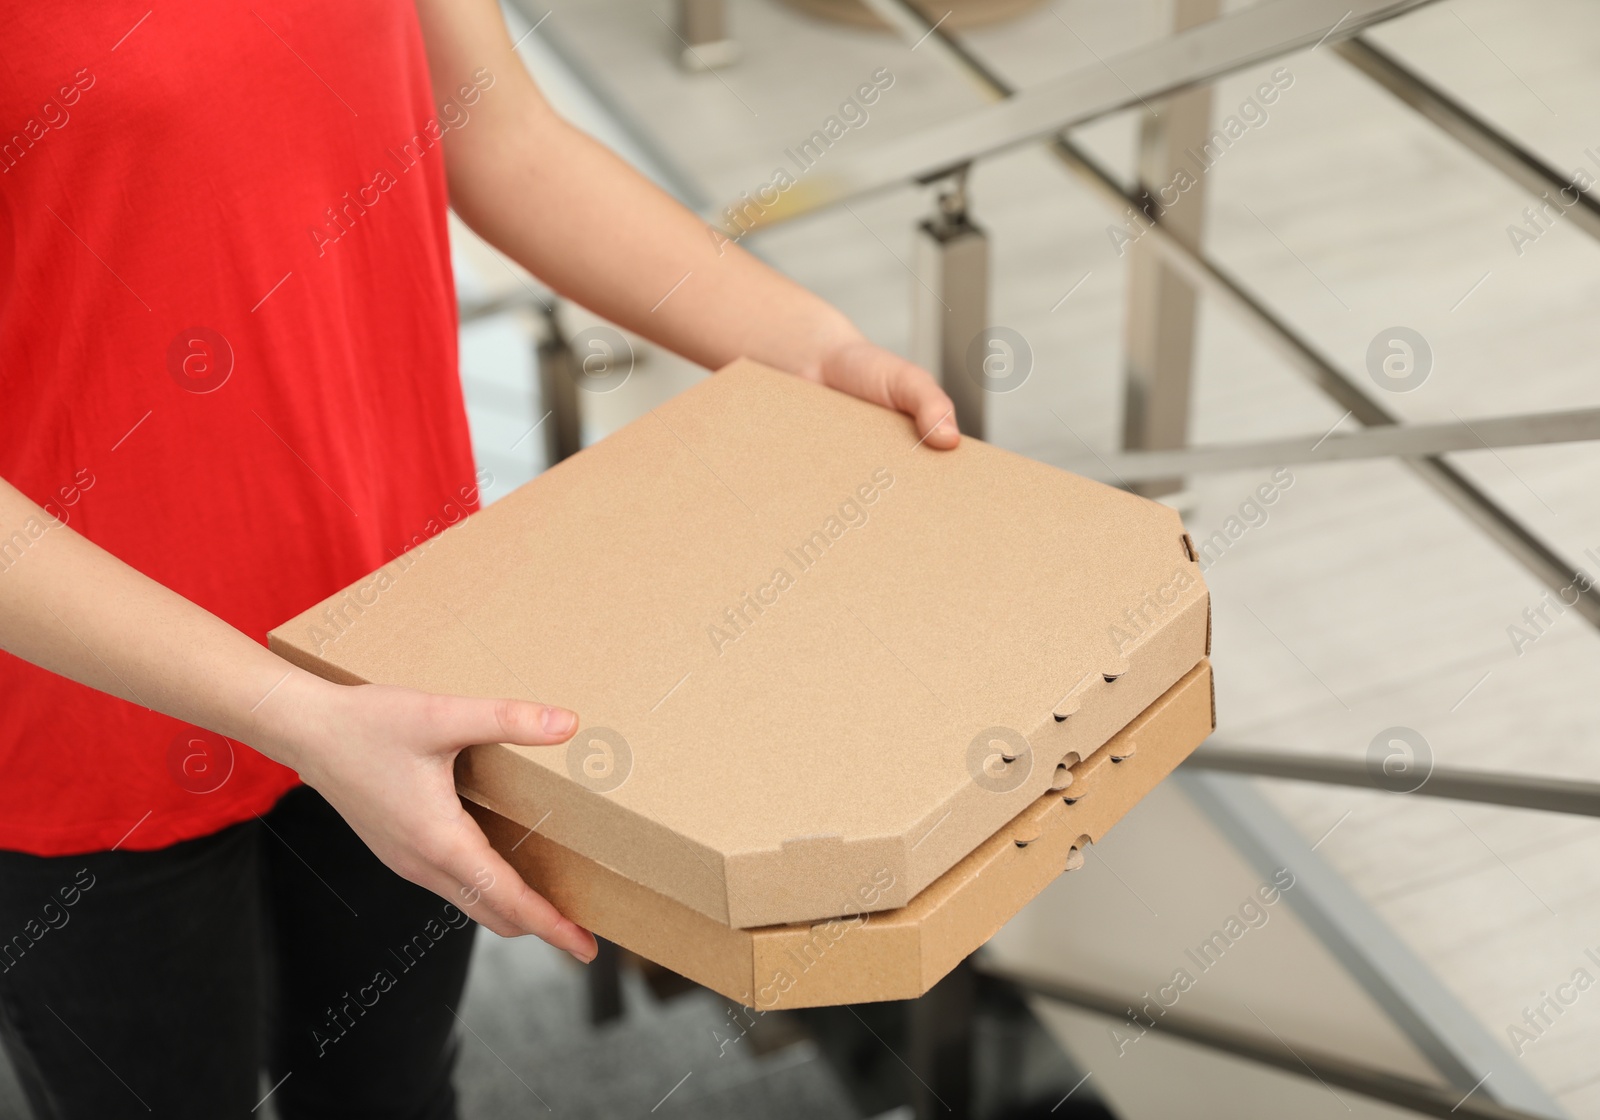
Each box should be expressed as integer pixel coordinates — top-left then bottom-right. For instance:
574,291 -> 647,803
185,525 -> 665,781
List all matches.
887,361 -> 960,449
817,338 -> 960,449
438,694 -> 579,749
432,813 -> 599,961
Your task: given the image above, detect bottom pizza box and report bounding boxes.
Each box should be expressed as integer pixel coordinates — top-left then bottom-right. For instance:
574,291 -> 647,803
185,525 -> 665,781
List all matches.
465,659 -> 1214,1010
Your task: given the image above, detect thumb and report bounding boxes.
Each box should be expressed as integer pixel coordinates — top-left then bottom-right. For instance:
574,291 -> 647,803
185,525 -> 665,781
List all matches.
917,402 -> 960,449
885,361 -> 960,449
441,695 -> 579,750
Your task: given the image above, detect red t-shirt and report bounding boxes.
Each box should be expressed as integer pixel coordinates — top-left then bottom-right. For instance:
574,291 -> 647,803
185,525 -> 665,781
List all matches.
0,2 -> 480,854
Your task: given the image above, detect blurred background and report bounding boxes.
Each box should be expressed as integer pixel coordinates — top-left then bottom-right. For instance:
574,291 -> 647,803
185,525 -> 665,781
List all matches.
18,0 -> 1600,1116
451,0 -> 1600,1115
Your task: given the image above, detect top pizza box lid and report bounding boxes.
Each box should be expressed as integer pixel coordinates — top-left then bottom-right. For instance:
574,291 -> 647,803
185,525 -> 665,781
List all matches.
269,358 -> 1210,929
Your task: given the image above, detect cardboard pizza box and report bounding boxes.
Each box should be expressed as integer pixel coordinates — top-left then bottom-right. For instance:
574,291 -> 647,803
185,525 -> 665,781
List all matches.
269,359 -> 1209,928
469,660 -> 1214,1009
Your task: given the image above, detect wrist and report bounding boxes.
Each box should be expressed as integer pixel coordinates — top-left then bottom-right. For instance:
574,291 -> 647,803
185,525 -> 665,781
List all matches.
242,666 -> 341,777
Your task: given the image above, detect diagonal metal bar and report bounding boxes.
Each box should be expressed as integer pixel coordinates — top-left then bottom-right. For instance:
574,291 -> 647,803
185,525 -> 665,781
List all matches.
1056,141 -> 1600,627
1185,745 -> 1600,817
736,0 -> 1439,226
1035,406 -> 1600,482
975,960 -> 1554,1120
826,8 -> 1578,1116
849,0 -> 1600,631
1333,36 -> 1600,243
1178,772 -> 1567,1118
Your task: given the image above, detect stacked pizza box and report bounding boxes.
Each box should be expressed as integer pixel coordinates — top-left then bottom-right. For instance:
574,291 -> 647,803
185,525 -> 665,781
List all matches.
271,359 -> 1213,1010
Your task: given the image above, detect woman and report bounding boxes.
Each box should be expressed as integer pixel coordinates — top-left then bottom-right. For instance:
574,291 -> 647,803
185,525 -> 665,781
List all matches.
0,0 -> 959,1115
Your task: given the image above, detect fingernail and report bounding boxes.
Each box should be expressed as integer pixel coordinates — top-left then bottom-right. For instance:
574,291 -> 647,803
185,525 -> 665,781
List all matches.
543,707 -> 577,735
569,931 -> 599,964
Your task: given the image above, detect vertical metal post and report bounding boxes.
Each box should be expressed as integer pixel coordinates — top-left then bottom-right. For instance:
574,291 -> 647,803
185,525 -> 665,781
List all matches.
912,173 -> 991,440
536,303 -> 583,466
1120,0 -> 1220,497
676,0 -> 739,71
906,957 -> 976,1120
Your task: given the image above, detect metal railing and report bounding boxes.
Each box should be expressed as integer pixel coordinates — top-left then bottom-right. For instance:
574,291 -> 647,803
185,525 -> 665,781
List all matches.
717,0 -> 1600,630
753,4 -> 1581,1110
734,0 -> 1439,218
1040,406 -> 1600,484
1186,747 -> 1600,817
488,4 -> 1595,1116
1330,36 -> 1600,245
975,961 -> 1547,1120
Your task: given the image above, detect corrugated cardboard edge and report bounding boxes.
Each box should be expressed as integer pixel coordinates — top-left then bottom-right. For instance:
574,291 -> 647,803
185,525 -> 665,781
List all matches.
887,562 -> 1210,926
269,637 -> 369,687
468,660 -> 1214,1010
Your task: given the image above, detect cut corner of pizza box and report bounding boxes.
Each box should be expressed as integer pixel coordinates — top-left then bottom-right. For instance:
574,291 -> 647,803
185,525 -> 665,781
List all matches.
456,495 -> 1210,935
442,569 -> 1210,936
466,658 -> 1214,1011
713,571 -> 1212,932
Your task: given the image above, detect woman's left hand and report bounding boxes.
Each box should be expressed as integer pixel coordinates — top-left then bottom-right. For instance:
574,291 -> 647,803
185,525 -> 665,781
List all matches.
809,338 -> 961,450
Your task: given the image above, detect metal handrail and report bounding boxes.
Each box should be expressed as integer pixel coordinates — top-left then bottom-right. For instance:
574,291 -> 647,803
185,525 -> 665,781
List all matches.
1036,406 -> 1600,482
844,0 -> 1600,633
1054,139 -> 1600,630
489,8 -> 1585,1116
732,0 -> 1438,226
1185,746 -> 1600,817
975,961 -> 1551,1120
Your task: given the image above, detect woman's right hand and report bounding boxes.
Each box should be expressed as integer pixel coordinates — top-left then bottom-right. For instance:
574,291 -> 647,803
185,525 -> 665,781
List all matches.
261,674 -> 599,962
0,475 -> 596,959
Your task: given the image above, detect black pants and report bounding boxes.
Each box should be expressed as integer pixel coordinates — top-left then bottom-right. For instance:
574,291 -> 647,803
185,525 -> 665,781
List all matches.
0,786 -> 476,1120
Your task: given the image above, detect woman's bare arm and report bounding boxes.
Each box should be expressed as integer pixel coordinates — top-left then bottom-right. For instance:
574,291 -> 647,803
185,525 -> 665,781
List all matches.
411,0 -> 962,449
0,476 -> 598,961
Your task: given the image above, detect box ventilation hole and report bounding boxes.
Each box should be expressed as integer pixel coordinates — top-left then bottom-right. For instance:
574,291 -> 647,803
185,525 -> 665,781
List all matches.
1012,821 -> 1043,848
1181,532 -> 1197,563
1109,740 -> 1137,763
1064,847 -> 1085,872
1049,763 -> 1073,791
1102,672 -> 1122,684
